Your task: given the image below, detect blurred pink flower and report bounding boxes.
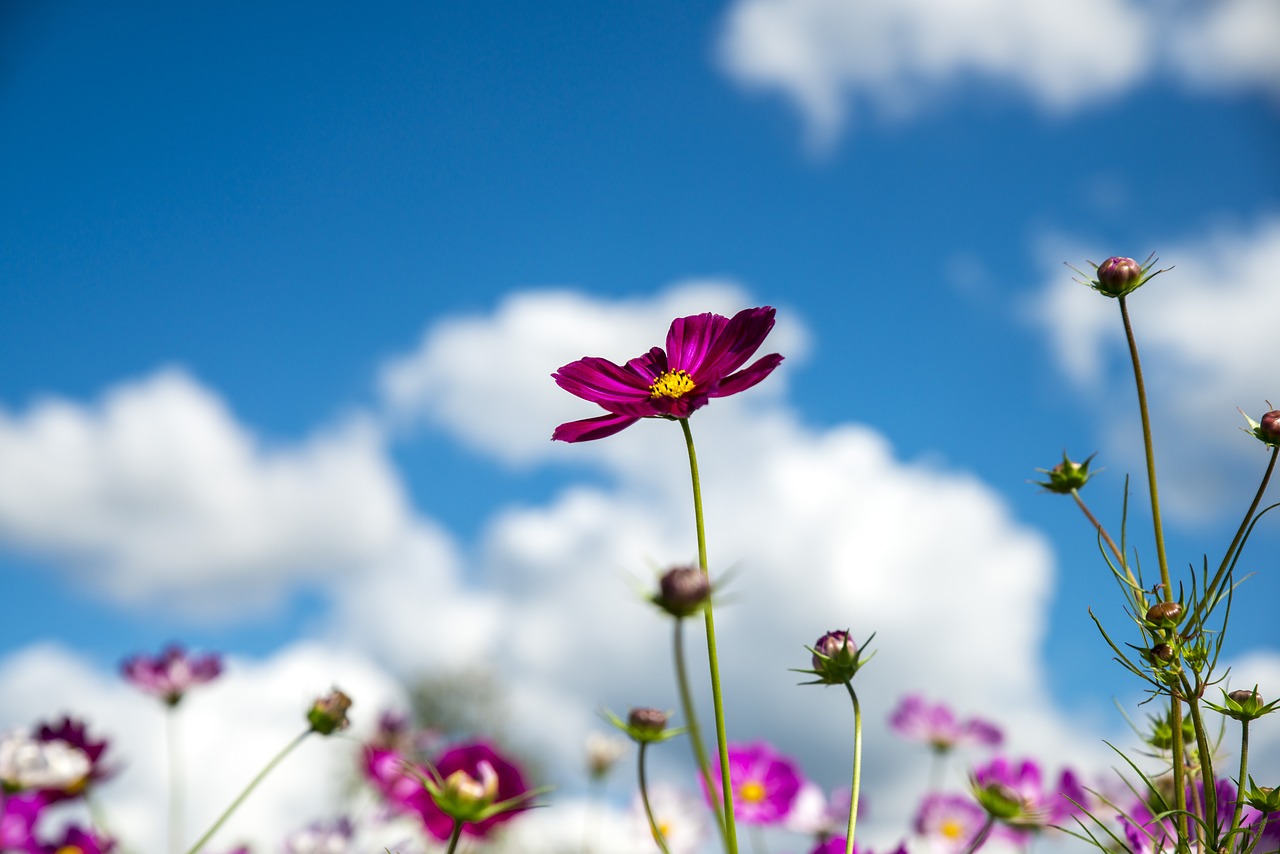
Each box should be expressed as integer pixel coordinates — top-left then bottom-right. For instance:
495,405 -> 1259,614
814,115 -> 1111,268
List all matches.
889,695 -> 1002,752
120,645 -> 222,706
708,741 -> 805,826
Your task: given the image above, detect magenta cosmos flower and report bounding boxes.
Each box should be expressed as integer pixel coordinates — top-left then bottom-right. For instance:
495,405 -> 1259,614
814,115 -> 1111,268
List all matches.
364,742 -> 529,841
120,645 -> 222,706
889,695 -> 1002,752
914,792 -> 987,852
708,741 -> 804,825
551,306 -> 783,442
972,756 -> 1087,839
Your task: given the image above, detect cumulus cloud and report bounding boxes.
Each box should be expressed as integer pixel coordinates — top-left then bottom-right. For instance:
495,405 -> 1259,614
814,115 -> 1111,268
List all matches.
715,0 -> 1279,146
1028,217 -> 1280,520
0,369 -> 412,613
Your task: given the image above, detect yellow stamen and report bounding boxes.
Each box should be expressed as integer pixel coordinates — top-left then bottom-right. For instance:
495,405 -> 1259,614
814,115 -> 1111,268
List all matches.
649,369 -> 696,399
941,819 -> 964,840
55,847 -> 84,854
739,780 -> 766,803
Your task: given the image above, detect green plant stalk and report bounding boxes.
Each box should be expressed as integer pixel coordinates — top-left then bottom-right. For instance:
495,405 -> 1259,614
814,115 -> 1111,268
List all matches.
167,706 -> 183,854
1118,296 -> 1188,845
674,618 -> 728,844
1228,720 -> 1250,846
1070,488 -> 1143,605
680,417 -> 739,854
843,683 -> 864,854
1182,687 -> 1217,835
444,819 -> 465,854
638,742 -> 674,854
1193,446 -> 1278,628
183,729 -> 311,854
962,815 -> 996,854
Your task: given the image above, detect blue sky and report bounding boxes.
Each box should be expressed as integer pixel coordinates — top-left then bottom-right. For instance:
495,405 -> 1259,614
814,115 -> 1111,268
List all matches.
1,1 -> 1278,850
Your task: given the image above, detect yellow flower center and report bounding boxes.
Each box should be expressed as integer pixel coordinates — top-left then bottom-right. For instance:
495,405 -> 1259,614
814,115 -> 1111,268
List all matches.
56,847 -> 84,854
649,369 -> 696,399
739,780 -> 767,803
941,819 -> 964,840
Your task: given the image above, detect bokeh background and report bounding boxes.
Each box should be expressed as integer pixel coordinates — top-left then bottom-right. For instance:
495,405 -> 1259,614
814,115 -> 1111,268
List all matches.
2,1 -> 1277,851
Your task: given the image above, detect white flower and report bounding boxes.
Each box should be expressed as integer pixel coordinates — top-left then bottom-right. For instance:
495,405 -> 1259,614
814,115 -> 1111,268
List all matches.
0,730 -> 91,791
629,784 -> 710,854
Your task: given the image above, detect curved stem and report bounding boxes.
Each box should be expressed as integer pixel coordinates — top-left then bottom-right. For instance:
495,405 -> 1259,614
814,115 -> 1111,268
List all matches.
1070,489 -> 1139,592
680,418 -> 739,854
638,743 -> 673,854
443,819 -> 465,854
962,815 -> 997,854
673,618 -> 727,843
843,683 -> 863,854
182,729 -> 311,854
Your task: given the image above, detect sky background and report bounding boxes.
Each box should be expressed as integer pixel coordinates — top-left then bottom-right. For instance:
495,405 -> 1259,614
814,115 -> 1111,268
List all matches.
1,1 -> 1278,851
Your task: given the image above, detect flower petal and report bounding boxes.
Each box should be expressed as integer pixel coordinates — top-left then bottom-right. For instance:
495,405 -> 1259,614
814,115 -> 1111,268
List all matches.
552,357 -> 652,405
666,312 -> 731,376
711,353 -> 783,398
552,413 -> 642,442
690,306 -> 776,384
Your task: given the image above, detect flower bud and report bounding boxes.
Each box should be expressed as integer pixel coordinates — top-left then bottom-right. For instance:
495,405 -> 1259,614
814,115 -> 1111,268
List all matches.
1033,453 -> 1095,494
1149,643 -> 1175,664
1261,411 -> 1280,443
1212,687 -> 1278,722
627,707 -> 669,738
585,732 -> 627,780
307,689 -> 352,736
806,630 -> 864,685
1244,785 -> 1280,813
1145,601 -> 1183,629
654,565 -> 711,618
1096,257 -> 1144,296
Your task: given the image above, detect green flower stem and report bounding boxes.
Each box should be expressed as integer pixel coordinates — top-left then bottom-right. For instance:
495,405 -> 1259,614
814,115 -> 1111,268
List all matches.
1228,720 -> 1251,845
444,819 -> 465,854
183,729 -> 311,854
679,417 -> 739,854
674,617 -> 728,844
962,815 -> 996,854
843,682 -> 863,854
167,706 -> 183,854
1193,446 -> 1278,628
1183,691 -> 1217,834
1118,296 -> 1187,844
638,742 -> 674,854
1069,488 -> 1141,602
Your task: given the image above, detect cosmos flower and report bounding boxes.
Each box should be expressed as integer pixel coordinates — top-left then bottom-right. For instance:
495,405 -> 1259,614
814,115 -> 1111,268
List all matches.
811,840 -> 908,854
914,792 -> 987,852
120,645 -> 222,706
31,717 -> 113,802
708,741 -> 805,825
37,825 -> 114,854
364,742 -> 529,841
1119,778 -> 1274,854
0,792 -> 43,851
0,730 -> 91,794
551,306 -> 783,442
971,756 -> 1087,839
889,696 -> 1002,752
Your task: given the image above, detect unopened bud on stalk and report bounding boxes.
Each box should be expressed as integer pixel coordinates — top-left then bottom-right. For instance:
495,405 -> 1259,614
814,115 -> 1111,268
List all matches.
1033,453 -> 1095,494
1262,411 -> 1280,442
1149,644 -> 1175,664
1212,687 -> 1279,722
307,689 -> 352,735
1145,601 -> 1183,629
1096,257 -> 1144,296
653,565 -> 711,618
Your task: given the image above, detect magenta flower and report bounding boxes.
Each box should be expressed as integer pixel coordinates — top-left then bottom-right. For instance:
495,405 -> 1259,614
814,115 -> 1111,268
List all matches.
708,741 -> 804,826
551,306 -> 783,442
914,793 -> 987,852
120,645 -> 222,706
811,841 -> 908,854
38,825 -> 114,854
972,757 -> 1087,838
889,695 -> 1002,752
31,717 -> 113,802
0,792 -> 44,852
364,742 -> 529,841
1120,778 -> 1273,854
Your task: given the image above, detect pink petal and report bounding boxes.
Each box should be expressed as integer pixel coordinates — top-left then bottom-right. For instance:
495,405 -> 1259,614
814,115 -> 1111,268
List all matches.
552,413 -> 642,442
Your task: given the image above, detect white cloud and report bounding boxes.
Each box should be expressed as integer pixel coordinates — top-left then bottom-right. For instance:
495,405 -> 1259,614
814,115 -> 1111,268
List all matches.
0,369 -> 412,613
0,641 -> 405,854
716,0 -> 1152,146
714,0 -> 1279,146
1029,217 -> 1280,520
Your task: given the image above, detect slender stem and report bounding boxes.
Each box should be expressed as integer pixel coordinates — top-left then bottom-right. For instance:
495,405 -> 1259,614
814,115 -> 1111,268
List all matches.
1070,489 -> 1140,596
444,819 -> 465,854
673,618 -> 727,843
1228,721 -> 1250,845
167,706 -> 183,854
182,730 -> 311,854
582,776 -> 601,854
1118,296 -> 1187,846
1118,296 -> 1172,596
1193,447 -> 1278,628
679,418 -> 739,854
638,743 -> 673,854
843,683 -> 863,854
962,815 -> 997,854
1183,690 -> 1217,836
